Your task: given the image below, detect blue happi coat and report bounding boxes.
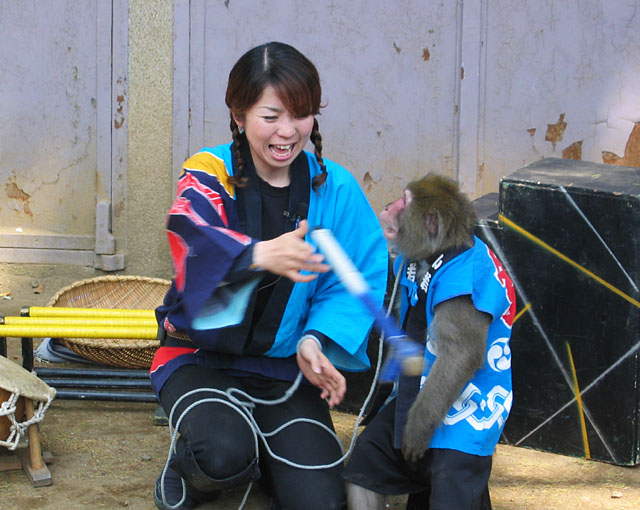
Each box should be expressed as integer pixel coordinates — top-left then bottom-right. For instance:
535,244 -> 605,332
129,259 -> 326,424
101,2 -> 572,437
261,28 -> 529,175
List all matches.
150,143 -> 388,394
396,237 -> 515,456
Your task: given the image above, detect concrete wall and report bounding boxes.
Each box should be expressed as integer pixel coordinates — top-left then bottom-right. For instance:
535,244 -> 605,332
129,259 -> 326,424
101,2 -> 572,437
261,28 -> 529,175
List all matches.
0,0 -> 175,316
126,0 -> 174,278
0,0 -> 638,316
173,1 -> 640,213
173,1 -> 461,214
478,0 -> 640,196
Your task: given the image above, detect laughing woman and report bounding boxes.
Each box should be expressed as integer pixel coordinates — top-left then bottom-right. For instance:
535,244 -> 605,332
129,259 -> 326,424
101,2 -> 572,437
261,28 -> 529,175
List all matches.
151,42 -> 388,510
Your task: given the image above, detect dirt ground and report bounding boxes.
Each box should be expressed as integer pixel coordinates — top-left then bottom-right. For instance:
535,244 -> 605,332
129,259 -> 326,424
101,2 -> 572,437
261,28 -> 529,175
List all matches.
2,346 -> 640,510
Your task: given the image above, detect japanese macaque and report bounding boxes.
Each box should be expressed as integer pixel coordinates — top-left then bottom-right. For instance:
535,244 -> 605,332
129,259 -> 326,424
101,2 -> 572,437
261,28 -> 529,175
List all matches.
384,175 -> 490,461
345,174 -> 512,510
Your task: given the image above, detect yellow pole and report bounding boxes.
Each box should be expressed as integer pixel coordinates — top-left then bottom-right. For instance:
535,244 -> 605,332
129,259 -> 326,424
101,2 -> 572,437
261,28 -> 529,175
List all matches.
26,307 -> 157,319
0,324 -> 158,340
3,316 -> 157,327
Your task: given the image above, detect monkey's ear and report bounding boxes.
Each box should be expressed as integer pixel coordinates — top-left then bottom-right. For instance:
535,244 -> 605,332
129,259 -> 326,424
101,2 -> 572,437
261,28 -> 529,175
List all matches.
425,211 -> 438,235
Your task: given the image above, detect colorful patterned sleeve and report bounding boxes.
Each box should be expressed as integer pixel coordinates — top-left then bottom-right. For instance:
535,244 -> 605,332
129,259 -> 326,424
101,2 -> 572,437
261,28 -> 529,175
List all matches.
166,151 -> 255,322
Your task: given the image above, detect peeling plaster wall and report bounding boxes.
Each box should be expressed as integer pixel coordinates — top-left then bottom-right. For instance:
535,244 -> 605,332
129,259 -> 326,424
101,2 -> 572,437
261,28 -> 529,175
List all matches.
1,0 -> 638,316
0,2 -> 105,316
0,3 -> 97,236
183,1 -> 461,215
0,0 -> 175,316
181,0 -> 640,210
479,0 -> 640,196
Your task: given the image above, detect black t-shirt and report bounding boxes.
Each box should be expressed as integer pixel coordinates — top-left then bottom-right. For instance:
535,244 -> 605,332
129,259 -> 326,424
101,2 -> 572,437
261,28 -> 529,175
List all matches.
259,177 -> 290,241
252,177 -> 290,321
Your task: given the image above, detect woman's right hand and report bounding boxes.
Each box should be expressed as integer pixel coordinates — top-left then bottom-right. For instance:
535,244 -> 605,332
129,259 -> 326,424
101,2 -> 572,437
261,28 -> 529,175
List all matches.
296,337 -> 346,407
251,220 -> 330,282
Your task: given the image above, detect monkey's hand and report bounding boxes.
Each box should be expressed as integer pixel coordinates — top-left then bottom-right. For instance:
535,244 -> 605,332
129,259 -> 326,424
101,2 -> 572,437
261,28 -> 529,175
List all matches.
402,403 -> 437,462
401,296 -> 490,463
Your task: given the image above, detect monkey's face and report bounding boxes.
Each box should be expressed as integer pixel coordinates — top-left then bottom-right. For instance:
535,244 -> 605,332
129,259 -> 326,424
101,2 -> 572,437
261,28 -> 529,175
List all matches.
380,189 -> 412,242
380,187 -> 437,260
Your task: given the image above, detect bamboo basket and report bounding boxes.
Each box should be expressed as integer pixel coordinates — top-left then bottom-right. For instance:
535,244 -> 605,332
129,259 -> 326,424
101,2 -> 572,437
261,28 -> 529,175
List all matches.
45,275 -> 171,369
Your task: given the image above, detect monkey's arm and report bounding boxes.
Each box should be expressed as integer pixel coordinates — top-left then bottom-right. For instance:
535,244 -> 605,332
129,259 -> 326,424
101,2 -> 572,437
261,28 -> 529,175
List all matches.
402,295 -> 491,462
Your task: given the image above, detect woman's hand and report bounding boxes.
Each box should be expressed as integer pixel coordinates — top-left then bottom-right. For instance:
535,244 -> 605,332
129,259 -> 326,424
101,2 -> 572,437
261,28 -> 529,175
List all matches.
296,337 -> 346,407
252,220 -> 330,282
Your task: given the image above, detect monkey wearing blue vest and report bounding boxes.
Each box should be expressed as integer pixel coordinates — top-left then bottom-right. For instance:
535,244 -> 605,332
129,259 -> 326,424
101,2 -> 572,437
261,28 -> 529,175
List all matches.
344,174 -> 514,510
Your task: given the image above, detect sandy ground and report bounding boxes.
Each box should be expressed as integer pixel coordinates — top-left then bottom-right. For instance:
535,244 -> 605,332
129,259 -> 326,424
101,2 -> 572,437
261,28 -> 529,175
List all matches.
0,333 -> 637,510
1,391 -> 640,510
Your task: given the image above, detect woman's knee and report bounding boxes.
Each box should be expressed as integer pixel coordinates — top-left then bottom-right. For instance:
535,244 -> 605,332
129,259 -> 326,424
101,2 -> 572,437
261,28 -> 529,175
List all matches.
173,437 -> 260,493
192,433 -> 257,479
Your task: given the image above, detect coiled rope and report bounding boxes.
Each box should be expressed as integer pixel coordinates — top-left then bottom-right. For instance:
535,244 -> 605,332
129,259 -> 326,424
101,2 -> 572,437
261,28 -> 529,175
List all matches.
159,269 -> 402,510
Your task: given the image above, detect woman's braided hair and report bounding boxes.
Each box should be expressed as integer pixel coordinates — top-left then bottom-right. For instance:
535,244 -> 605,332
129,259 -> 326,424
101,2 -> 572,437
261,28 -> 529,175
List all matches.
226,42 -> 327,191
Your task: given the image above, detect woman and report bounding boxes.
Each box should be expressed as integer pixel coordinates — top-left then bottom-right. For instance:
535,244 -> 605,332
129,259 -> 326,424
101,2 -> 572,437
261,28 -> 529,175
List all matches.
151,42 -> 388,510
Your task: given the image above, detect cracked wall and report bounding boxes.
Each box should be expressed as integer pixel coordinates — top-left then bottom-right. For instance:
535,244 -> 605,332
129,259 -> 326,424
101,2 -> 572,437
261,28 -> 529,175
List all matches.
478,1 -> 640,196
0,3 -> 97,236
1,0 -> 638,310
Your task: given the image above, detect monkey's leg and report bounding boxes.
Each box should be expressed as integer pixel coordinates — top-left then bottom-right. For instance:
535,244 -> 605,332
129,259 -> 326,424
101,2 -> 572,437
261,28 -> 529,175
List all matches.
346,482 -> 387,510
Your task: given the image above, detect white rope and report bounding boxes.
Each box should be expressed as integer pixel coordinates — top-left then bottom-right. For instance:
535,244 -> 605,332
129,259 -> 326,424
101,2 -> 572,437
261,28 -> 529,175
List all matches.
0,391 -> 55,450
160,269 -> 403,509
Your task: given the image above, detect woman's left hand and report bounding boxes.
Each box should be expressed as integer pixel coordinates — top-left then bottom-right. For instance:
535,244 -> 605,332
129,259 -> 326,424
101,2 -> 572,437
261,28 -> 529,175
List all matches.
296,338 -> 346,408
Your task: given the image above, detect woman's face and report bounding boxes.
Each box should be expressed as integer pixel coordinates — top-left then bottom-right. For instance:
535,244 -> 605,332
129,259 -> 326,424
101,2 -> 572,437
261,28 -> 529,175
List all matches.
235,85 -> 314,184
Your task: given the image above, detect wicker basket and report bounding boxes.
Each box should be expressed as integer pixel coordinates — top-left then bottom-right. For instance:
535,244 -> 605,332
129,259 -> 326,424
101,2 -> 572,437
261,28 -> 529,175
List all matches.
45,275 -> 171,369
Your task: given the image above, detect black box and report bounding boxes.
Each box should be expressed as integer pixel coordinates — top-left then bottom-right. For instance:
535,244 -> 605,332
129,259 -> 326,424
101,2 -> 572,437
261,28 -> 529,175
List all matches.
497,158 -> 640,465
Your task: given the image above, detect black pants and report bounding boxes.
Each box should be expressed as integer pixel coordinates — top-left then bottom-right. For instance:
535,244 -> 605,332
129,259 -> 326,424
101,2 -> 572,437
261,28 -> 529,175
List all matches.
343,399 -> 493,510
158,364 -> 346,509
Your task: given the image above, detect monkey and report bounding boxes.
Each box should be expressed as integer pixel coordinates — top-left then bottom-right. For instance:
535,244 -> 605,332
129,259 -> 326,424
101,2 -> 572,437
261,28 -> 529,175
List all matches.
342,173 -> 515,510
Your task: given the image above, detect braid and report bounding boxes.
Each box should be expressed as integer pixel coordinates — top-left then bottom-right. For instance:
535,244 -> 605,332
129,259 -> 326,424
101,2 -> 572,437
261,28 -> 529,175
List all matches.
228,115 -> 248,188
310,118 -> 327,191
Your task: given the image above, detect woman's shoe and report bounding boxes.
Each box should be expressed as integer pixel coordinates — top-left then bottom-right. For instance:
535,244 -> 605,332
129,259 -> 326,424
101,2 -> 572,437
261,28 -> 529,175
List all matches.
154,467 -> 197,510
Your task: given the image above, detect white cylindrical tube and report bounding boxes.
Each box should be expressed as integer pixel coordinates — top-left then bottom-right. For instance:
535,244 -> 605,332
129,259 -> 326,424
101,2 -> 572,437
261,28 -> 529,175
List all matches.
310,228 -> 370,296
